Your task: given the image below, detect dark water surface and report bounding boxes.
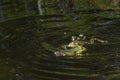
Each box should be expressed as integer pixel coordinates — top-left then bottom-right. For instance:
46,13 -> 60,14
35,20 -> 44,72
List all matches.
0,12 -> 120,80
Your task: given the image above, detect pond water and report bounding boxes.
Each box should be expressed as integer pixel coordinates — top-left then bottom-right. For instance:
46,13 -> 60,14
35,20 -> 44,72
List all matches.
0,12 -> 120,80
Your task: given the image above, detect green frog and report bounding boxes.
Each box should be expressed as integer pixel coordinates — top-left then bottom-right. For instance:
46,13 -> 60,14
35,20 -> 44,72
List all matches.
41,34 -> 108,57
41,39 -> 87,57
54,41 -> 87,56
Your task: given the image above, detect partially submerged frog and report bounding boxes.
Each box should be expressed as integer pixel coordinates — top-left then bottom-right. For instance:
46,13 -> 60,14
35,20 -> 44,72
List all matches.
41,34 -> 108,57
54,41 -> 87,56
54,34 -> 108,57
54,34 -> 87,57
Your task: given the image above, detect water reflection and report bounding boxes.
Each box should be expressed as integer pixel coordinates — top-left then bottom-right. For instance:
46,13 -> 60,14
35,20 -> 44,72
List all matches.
0,13 -> 120,80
